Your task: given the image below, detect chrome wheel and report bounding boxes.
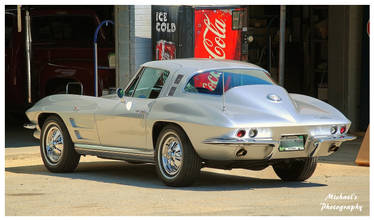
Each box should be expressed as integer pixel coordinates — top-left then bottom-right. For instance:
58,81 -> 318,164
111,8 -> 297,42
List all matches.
155,125 -> 201,186
40,115 -> 81,172
44,124 -> 64,163
160,133 -> 183,176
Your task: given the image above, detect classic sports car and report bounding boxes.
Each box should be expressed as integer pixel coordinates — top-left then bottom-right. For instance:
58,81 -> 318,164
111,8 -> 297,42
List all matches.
25,59 -> 356,186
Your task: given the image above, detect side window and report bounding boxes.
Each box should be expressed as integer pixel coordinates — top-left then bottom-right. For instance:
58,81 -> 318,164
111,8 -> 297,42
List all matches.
124,68 -> 144,97
133,68 -> 170,99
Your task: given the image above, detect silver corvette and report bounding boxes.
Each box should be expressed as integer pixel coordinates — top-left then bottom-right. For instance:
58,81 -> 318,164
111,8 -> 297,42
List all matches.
25,59 -> 356,186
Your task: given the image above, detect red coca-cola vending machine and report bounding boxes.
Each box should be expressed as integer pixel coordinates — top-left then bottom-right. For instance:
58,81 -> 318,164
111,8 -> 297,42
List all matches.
194,8 -> 243,60
152,6 -> 244,61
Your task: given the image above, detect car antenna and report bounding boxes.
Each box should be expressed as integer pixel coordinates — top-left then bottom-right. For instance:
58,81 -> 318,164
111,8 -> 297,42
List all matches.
222,71 -> 226,112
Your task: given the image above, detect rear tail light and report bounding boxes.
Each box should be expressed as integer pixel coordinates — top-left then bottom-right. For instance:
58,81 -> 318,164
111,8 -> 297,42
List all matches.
340,126 -> 346,134
236,130 -> 246,138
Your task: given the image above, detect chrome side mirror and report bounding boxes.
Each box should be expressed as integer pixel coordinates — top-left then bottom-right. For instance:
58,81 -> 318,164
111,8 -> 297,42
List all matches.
116,88 -> 124,98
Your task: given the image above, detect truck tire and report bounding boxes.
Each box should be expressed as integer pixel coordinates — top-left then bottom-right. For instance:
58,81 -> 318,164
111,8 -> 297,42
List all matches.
40,115 -> 80,172
272,157 -> 318,181
155,124 -> 201,186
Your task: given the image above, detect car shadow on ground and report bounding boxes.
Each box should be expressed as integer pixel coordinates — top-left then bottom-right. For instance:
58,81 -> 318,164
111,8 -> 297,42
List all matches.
5,161 -> 326,191
5,117 -> 39,148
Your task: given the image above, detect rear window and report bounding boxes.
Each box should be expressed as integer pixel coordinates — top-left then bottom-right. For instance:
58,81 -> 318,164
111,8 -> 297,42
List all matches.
184,69 -> 274,95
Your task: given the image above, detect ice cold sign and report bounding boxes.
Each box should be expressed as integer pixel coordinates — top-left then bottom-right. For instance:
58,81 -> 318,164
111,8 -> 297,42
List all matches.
155,11 -> 176,33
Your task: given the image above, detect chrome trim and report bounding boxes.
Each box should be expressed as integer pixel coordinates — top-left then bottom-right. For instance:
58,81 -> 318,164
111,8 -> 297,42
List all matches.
23,123 -> 36,129
203,135 -> 355,146
312,135 -> 357,142
267,94 -> 282,102
308,135 -> 356,157
202,135 -> 356,160
75,144 -> 154,162
123,66 -> 171,97
203,138 -> 278,146
123,67 -> 144,92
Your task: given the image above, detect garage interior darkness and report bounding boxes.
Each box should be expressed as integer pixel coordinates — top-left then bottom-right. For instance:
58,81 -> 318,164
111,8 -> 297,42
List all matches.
5,5 -> 369,132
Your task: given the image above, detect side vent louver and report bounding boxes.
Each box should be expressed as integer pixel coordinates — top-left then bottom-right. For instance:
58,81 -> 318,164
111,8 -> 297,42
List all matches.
69,118 -> 77,128
74,130 -> 82,139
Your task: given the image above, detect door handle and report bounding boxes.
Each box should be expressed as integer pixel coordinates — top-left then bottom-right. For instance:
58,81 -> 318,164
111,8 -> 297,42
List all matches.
135,110 -> 146,114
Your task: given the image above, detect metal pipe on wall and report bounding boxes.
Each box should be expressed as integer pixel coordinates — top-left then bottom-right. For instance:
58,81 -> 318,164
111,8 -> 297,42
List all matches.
17,5 -> 22,32
268,35 -> 272,71
25,9 -> 32,103
94,43 -> 98,96
93,20 -> 114,97
279,5 -> 286,86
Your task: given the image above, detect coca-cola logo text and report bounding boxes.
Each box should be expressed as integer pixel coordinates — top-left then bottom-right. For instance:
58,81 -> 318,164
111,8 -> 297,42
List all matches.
202,14 -> 226,59
202,71 -> 221,91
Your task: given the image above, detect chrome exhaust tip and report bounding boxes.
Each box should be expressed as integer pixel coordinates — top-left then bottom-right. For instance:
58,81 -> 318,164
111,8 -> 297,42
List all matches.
328,144 -> 339,152
236,148 -> 247,157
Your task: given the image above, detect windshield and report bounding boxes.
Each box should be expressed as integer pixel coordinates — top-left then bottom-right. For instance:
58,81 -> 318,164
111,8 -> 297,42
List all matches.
184,68 -> 274,95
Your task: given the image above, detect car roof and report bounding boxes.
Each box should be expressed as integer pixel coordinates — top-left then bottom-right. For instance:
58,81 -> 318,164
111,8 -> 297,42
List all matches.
141,58 -> 266,76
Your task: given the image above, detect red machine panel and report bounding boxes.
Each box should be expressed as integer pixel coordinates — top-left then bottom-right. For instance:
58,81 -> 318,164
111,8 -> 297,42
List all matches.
194,9 -> 241,60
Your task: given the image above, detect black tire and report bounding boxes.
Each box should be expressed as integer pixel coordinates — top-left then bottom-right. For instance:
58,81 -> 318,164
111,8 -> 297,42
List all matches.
155,124 -> 201,186
272,157 -> 318,181
40,115 -> 80,172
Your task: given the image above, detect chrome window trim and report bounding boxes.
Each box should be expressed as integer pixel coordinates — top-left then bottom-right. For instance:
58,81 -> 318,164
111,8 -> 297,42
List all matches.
125,67 -> 145,97
123,67 -> 144,96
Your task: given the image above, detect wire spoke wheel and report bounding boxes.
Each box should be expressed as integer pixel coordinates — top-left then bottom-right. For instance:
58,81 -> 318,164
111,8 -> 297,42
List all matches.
40,115 -> 80,172
155,124 -> 201,186
44,125 -> 64,163
160,134 -> 183,177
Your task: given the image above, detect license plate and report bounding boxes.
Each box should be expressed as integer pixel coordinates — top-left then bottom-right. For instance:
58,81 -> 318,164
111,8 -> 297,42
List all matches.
279,135 -> 305,152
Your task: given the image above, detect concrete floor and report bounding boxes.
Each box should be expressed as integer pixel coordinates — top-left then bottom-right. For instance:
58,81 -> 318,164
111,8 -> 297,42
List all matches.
5,122 -> 370,216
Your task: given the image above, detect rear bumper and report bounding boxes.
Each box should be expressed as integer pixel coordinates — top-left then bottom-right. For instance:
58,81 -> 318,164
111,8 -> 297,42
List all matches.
201,135 -> 356,161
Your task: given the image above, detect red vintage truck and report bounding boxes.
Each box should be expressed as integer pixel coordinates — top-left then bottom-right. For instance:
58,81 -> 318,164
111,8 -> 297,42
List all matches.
5,7 -> 115,116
